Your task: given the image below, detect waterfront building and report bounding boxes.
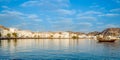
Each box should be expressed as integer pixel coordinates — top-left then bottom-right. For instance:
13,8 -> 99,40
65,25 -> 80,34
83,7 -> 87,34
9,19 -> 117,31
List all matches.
0,27 -> 98,39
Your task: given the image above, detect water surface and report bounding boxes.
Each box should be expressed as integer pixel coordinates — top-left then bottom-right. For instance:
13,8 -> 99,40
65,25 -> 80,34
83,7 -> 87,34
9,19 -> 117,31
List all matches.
0,39 -> 120,60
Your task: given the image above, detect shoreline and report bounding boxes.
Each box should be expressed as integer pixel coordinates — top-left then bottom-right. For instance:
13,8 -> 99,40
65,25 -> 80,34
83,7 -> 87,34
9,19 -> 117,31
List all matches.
0,37 -> 94,40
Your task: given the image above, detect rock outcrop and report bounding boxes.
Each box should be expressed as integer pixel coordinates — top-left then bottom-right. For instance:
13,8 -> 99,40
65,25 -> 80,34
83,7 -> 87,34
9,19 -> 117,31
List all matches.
100,28 -> 120,36
0,25 -> 9,30
87,31 -> 100,36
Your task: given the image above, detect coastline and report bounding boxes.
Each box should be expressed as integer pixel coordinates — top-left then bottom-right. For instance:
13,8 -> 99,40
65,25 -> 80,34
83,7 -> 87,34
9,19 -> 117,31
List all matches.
0,37 -> 95,40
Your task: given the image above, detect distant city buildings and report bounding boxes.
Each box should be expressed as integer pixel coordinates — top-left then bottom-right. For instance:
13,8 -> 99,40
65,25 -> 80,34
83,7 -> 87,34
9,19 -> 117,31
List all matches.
1,25 -> 119,39
0,27 -> 96,39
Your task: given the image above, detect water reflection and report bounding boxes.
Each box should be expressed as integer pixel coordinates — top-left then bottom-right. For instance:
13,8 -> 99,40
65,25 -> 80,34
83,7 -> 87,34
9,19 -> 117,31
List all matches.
0,39 -> 120,60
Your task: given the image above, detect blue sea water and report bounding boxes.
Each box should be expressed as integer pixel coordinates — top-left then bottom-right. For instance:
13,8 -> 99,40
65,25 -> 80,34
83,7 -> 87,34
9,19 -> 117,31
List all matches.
0,39 -> 120,60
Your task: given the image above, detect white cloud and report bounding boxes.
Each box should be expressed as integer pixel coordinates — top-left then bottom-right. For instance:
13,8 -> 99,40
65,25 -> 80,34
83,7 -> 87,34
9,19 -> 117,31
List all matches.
46,17 -> 75,31
1,6 -> 10,9
0,10 -> 25,21
99,13 -> 120,17
21,1 -> 40,7
84,11 -> 102,15
97,24 -> 120,31
20,0 -> 72,17
77,22 -> 92,27
28,14 -> 38,19
27,14 -> 42,21
89,4 -> 105,10
12,23 -> 31,28
110,8 -> 120,12
77,11 -> 102,17
21,0 -> 70,9
49,18 -> 73,24
76,11 -> 103,21
0,10 -> 42,22
51,24 -> 75,31
106,24 -> 120,28
2,10 -> 24,16
56,9 -> 75,15
77,16 -> 97,21
77,10 -> 119,18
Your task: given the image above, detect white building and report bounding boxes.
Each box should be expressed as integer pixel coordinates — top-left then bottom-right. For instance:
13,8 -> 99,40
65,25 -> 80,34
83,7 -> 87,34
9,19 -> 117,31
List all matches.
1,26 -> 93,39
16,30 -> 33,38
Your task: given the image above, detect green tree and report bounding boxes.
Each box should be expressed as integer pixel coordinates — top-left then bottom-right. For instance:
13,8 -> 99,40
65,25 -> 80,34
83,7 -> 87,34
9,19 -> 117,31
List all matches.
50,35 -> 53,39
12,33 -> 18,38
59,32 -> 62,39
72,36 -> 79,39
7,33 -> 11,38
0,32 -> 1,37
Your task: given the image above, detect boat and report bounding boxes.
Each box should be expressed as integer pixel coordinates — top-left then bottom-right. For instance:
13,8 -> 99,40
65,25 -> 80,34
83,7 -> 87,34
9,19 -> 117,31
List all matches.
97,35 -> 117,42
97,38 -> 116,42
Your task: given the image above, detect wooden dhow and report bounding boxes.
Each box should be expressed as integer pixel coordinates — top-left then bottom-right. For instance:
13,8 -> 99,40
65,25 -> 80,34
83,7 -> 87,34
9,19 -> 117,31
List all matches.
97,35 -> 117,42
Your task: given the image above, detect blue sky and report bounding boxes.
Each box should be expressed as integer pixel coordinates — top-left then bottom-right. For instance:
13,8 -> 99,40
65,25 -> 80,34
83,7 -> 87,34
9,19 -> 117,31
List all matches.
0,0 -> 120,32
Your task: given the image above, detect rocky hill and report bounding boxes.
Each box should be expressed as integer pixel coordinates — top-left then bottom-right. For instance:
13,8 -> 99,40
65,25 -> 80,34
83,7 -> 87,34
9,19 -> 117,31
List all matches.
0,25 -> 9,30
0,25 -> 120,37
100,28 -> 120,36
87,28 -> 120,36
87,31 -> 100,36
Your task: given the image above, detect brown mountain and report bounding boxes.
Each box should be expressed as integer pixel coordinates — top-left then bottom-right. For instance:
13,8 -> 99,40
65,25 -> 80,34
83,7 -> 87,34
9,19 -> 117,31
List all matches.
0,25 -> 9,30
87,31 -> 100,36
101,28 -> 120,36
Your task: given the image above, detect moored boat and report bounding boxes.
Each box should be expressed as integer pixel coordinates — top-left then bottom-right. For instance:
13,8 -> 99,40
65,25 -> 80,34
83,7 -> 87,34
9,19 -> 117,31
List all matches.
98,38 -> 116,42
97,35 -> 117,42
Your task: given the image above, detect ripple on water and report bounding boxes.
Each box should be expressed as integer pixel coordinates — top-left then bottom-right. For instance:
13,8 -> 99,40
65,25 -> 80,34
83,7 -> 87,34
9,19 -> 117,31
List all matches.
0,39 -> 120,60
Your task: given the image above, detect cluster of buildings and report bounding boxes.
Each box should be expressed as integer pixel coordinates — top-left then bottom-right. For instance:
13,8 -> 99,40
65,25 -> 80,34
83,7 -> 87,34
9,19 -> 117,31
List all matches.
0,27 -> 96,39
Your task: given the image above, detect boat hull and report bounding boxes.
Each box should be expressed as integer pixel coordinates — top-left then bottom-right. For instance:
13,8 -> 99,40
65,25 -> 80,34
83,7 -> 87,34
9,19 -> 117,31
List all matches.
98,39 -> 116,42
97,35 -> 117,42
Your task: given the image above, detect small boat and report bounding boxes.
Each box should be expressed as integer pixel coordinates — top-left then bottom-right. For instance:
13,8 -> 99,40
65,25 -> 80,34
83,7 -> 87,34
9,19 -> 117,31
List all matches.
98,39 -> 116,42
97,35 -> 117,42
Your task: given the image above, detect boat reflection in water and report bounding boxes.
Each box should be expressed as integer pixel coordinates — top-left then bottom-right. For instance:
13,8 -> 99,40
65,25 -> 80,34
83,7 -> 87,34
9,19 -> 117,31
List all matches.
0,39 -> 120,60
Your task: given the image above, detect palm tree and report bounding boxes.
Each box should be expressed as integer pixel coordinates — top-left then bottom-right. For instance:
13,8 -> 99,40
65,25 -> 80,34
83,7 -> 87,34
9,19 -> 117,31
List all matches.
12,33 -> 18,38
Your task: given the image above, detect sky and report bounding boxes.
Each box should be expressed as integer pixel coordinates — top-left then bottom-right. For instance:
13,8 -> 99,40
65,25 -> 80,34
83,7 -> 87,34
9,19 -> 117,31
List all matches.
0,0 -> 120,32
